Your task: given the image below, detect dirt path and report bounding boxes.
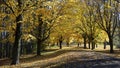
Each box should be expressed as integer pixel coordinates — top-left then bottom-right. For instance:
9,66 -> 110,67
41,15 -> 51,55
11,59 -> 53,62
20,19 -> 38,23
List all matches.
49,52 -> 120,68
20,51 -> 120,68
0,47 -> 120,68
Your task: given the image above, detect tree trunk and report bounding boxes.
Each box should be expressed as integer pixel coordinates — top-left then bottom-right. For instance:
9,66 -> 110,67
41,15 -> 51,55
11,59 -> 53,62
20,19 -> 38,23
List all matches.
104,42 -> 106,49
91,41 -> 95,50
88,41 -> 91,49
66,42 -> 69,47
20,39 -> 24,55
109,36 -> 114,53
59,41 -> 62,49
77,43 -> 80,47
6,42 -> 9,57
11,0 -> 23,65
84,37 -> 87,49
59,36 -> 63,49
91,43 -> 94,50
36,15 -> 43,56
37,39 -> 42,56
11,22 -> 22,65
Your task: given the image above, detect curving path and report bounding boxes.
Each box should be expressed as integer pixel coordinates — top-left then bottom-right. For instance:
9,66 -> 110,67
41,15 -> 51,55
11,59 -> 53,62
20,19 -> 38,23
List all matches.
23,51 -> 120,68
49,52 -> 120,68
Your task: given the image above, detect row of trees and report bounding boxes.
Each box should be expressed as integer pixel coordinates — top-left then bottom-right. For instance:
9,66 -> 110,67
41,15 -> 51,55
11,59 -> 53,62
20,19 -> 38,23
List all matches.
74,0 -> 120,53
0,0 -> 119,65
0,0 -> 61,64
0,0 -> 84,65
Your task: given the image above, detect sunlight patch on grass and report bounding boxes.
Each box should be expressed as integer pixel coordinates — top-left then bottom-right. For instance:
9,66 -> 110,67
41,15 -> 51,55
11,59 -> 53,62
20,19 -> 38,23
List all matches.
0,45 -> 120,68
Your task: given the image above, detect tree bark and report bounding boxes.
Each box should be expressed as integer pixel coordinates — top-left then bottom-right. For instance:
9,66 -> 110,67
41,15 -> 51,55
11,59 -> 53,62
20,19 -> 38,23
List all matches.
91,41 -> 95,50
59,36 -> 63,49
108,35 -> 114,53
88,41 -> 91,49
77,43 -> 80,47
66,42 -> 69,47
11,21 -> 22,65
37,39 -> 42,56
36,15 -> 43,56
11,0 -> 23,65
104,42 -> 106,49
59,41 -> 62,49
84,37 -> 87,49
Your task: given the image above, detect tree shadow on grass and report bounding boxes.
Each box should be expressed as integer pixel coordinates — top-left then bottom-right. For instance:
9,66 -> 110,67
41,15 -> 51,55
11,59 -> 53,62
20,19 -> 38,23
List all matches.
0,47 -> 84,66
0,47 -> 119,67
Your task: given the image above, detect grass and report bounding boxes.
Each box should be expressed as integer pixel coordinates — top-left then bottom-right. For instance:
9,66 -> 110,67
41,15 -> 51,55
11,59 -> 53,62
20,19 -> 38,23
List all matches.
0,46 -> 74,67
0,44 -> 120,68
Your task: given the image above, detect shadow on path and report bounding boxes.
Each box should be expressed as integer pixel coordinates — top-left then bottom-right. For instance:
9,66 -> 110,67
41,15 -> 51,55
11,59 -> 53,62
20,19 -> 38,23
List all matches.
51,56 -> 120,68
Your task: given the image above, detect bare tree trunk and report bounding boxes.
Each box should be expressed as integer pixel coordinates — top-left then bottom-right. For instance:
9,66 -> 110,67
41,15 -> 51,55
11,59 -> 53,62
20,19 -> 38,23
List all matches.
66,42 -> 69,47
77,43 -> 80,47
84,37 -> 87,49
59,36 -> 63,49
37,39 -> 42,56
59,41 -> 62,49
91,42 -> 94,50
104,42 -> 106,49
91,41 -> 95,50
10,0 -> 23,65
88,40 -> 91,49
11,21 -> 22,65
108,35 -> 114,53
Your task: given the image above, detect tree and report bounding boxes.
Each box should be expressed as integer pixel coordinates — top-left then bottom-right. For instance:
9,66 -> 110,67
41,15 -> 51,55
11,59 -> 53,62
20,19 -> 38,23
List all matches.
29,0 -> 64,55
96,0 -> 119,53
1,0 -> 23,64
84,0 -> 100,50
1,0 -> 37,64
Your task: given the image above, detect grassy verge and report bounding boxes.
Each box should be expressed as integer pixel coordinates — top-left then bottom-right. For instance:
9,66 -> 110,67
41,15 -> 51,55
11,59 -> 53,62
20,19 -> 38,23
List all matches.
0,46 -> 74,67
0,45 -> 120,68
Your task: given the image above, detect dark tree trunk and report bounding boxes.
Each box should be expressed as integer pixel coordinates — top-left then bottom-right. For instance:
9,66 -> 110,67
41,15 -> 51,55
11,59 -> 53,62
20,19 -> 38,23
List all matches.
66,42 -> 69,47
59,36 -> 63,49
0,51 -> 1,58
59,41 -> 62,49
91,41 -> 95,50
20,39 -> 24,55
91,36 -> 95,50
36,15 -> 43,56
4,43 -> 7,57
93,43 -> 95,50
0,43 -> 1,58
91,43 -> 94,50
11,0 -> 23,65
78,43 -> 79,47
109,36 -> 114,53
9,44 -> 12,58
88,41 -> 91,49
84,37 -> 87,49
1,43 -> 3,58
6,42 -> 9,57
104,42 -> 106,49
37,39 -> 42,56
11,22 -> 22,65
